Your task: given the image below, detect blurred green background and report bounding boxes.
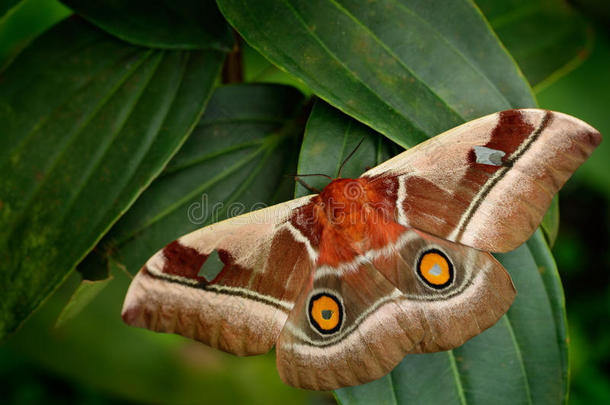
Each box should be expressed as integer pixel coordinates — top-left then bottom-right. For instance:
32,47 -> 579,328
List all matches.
0,0 -> 608,404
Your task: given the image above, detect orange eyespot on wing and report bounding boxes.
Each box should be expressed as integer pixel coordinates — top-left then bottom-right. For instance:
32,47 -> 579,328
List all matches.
417,249 -> 454,289
308,292 -> 343,334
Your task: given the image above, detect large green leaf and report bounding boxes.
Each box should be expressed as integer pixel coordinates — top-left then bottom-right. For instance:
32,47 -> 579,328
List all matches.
81,83 -> 305,277
297,102 -> 567,404
0,17 -> 225,339
60,0 -> 233,51
0,0 -> 71,68
54,276 -> 113,329
527,230 -> 569,401
218,0 -> 535,148
477,0 -> 592,92
243,42 -> 314,97
242,0 -> 592,101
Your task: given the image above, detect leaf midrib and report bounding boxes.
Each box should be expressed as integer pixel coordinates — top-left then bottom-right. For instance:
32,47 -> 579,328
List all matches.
503,315 -> 534,405
447,350 -> 468,405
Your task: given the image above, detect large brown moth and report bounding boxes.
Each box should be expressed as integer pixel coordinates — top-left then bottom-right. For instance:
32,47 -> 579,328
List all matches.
122,109 -> 601,390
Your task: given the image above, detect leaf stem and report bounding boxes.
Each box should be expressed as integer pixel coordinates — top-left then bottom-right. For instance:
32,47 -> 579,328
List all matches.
222,29 -> 243,83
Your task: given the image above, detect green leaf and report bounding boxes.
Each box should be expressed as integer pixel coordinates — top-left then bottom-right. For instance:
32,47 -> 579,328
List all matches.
80,83 -> 305,276
243,42 -> 314,97
218,0 -> 535,148
0,17 -> 225,340
0,0 -> 71,68
295,100 -> 399,198
57,246 -> 114,328
541,195 -> 560,247
527,230 -> 569,403
54,276 -> 113,329
296,103 -> 567,404
60,0 -> 234,51
477,0 -> 593,92
0,0 -> 22,19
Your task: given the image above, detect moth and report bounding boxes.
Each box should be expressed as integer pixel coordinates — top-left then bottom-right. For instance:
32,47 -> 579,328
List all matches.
122,109 -> 601,390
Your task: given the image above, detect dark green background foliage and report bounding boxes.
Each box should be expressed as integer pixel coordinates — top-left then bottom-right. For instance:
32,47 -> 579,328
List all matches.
0,0 -> 608,404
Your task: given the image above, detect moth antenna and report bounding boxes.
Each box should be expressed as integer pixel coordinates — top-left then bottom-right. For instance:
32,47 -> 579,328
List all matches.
286,173 -> 333,179
294,176 -> 321,194
337,137 -> 366,178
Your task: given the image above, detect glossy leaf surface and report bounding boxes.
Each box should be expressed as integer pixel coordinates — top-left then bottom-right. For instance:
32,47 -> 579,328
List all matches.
54,276 -> 113,329
60,0 -> 233,51
242,0 -> 591,100
0,0 -> 71,68
0,17 -> 224,339
218,0 -> 535,148
295,100 -> 398,198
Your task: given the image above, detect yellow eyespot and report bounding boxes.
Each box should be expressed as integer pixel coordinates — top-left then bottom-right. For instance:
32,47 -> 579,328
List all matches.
308,293 -> 343,334
417,249 -> 453,289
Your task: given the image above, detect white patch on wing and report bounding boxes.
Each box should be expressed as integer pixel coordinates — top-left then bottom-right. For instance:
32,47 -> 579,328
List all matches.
473,145 -> 505,166
449,111 -> 549,244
